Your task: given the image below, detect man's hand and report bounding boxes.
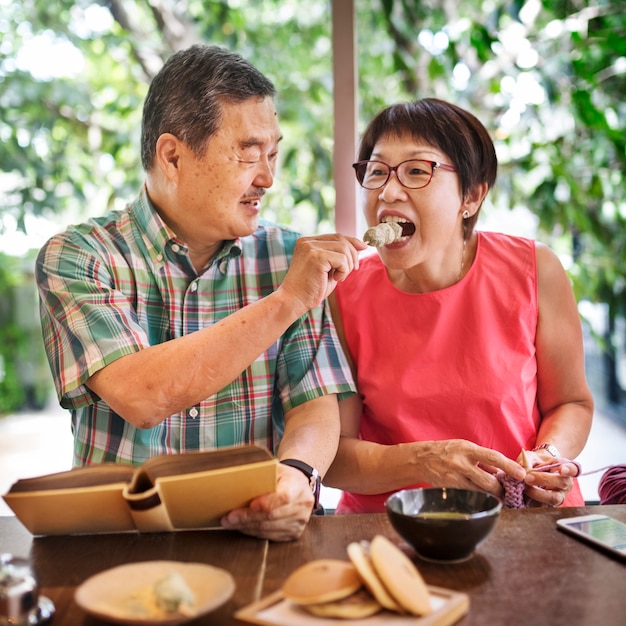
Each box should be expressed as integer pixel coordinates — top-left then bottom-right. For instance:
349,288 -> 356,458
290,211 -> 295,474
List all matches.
220,463 -> 316,542
278,234 -> 367,314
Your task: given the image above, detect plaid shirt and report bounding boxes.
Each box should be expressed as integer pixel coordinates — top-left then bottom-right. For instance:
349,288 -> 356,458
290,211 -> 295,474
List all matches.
36,187 -> 355,466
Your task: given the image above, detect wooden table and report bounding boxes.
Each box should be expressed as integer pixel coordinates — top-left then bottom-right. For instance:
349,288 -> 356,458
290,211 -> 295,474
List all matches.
2,505 -> 625,625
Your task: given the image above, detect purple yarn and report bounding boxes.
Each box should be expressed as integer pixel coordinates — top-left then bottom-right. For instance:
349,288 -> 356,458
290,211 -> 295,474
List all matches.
498,472 -> 526,508
497,460 -> 583,509
598,465 -> 626,504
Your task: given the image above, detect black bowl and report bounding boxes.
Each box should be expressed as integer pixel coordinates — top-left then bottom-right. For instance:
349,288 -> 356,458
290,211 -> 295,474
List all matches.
385,487 -> 502,562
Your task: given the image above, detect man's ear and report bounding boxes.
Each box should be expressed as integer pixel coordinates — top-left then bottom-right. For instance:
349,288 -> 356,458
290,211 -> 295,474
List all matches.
462,182 -> 489,217
154,133 -> 182,182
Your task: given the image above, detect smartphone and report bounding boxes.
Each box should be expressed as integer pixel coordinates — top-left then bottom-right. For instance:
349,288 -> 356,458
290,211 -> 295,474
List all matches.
557,514 -> 626,560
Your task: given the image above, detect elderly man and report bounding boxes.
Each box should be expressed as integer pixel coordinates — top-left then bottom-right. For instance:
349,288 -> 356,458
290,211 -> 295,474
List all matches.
36,45 -> 365,541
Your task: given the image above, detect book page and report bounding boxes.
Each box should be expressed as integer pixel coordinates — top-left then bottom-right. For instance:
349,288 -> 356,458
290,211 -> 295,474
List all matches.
5,464 -> 135,493
4,482 -> 135,535
158,459 -> 277,528
140,445 -> 274,481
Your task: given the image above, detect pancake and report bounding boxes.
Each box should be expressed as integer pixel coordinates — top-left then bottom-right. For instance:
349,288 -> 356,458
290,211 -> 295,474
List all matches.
282,559 -> 362,605
369,535 -> 432,616
304,587 -> 381,619
347,541 -> 403,613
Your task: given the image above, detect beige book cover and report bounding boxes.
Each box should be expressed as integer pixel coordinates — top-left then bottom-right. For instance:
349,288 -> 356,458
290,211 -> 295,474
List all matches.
3,445 -> 277,536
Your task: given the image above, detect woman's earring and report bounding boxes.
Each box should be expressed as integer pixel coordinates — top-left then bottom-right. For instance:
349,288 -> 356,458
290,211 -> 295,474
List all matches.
462,210 -> 470,219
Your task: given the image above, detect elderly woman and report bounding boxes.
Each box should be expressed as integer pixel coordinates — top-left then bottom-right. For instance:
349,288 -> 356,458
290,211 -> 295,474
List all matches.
325,98 -> 594,513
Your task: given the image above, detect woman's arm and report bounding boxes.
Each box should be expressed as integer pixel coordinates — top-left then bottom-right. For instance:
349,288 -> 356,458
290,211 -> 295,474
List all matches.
533,243 -> 594,459
325,395 -> 526,495
520,244 -> 594,505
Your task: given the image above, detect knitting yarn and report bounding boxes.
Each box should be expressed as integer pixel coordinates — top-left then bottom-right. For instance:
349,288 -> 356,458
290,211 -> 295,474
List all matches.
598,465 -> 626,504
497,460 -> 582,509
497,472 -> 527,508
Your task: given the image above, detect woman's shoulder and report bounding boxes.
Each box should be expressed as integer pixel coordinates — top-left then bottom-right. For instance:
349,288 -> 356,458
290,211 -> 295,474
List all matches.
477,230 -> 536,265
470,231 -> 538,294
478,230 -> 535,250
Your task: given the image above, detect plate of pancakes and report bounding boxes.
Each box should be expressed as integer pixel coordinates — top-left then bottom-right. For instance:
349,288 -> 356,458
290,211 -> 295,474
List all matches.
236,534 -> 468,625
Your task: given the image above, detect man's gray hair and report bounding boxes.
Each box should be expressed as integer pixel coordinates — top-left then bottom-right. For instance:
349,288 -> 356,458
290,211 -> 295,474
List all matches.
141,45 -> 276,170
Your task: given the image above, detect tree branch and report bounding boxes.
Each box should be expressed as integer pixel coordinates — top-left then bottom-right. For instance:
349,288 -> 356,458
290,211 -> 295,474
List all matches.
100,0 -> 201,81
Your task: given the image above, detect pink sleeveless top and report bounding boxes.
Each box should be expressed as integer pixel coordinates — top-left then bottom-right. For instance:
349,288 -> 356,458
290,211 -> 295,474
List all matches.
334,231 -> 583,513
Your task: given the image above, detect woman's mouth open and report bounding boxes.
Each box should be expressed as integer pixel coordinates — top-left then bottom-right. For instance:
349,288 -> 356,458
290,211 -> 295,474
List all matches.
363,217 -> 416,247
381,216 -> 415,240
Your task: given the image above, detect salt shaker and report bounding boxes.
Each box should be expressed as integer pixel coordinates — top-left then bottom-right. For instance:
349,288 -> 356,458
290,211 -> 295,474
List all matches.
0,554 -> 54,625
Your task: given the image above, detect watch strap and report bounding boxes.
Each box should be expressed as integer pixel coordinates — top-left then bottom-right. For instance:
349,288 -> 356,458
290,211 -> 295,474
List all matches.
532,443 -> 560,458
279,459 -> 321,510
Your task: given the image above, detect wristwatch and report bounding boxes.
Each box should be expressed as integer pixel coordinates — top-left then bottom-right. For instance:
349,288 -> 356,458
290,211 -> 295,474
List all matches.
532,443 -> 560,458
280,459 -> 321,510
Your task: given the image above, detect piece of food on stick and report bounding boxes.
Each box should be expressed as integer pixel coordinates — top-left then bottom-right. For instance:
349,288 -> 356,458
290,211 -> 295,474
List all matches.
363,221 -> 402,246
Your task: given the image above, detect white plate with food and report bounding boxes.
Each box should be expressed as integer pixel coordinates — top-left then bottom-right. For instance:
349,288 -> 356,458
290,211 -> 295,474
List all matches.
75,560 -> 235,625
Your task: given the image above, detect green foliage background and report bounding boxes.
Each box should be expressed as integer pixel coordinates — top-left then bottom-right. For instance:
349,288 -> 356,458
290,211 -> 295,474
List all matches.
1,0 -> 625,410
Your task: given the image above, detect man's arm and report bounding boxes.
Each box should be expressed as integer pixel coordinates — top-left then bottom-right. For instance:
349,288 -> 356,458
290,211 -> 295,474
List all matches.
86,234 -> 364,428
276,394 -> 341,475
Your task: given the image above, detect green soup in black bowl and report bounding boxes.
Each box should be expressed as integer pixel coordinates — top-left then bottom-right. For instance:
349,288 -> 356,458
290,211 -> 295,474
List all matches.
385,487 -> 502,562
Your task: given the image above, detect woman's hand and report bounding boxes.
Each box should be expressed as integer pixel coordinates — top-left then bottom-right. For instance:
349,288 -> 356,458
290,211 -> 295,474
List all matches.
520,449 -> 579,507
417,439 -> 527,500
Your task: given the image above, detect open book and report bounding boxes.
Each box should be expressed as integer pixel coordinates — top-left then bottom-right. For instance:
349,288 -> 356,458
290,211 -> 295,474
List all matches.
3,445 -> 277,536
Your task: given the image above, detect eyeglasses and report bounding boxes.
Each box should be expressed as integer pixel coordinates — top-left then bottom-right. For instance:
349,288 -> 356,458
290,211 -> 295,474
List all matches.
352,159 -> 457,190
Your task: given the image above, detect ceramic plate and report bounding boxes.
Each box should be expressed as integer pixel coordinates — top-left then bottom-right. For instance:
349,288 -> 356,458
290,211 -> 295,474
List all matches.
75,560 -> 235,625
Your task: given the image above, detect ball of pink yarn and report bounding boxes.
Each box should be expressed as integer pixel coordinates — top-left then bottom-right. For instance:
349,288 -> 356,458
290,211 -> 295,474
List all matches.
598,465 -> 626,504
